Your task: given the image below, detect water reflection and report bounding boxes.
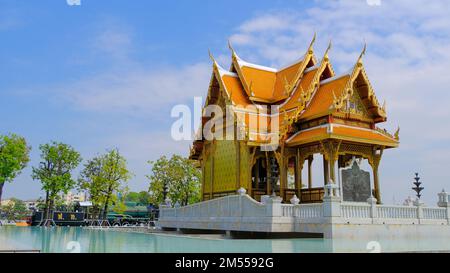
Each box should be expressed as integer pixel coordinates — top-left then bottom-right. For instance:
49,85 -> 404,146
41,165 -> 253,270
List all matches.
0,226 -> 448,253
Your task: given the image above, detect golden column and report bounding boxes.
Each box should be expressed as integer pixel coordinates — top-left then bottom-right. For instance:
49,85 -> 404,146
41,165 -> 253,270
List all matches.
308,155 -> 313,189
370,148 -> 384,204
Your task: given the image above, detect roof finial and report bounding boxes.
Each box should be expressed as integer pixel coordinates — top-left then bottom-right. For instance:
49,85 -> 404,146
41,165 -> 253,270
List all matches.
357,41 -> 367,64
208,49 -> 216,63
228,39 -> 239,59
228,39 -> 234,51
394,126 -> 400,141
308,32 -> 316,54
324,40 -> 332,61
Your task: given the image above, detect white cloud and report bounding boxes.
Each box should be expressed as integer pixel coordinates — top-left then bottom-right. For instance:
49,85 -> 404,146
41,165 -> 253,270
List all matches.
61,62 -> 210,115
103,131 -> 191,192
93,28 -> 133,60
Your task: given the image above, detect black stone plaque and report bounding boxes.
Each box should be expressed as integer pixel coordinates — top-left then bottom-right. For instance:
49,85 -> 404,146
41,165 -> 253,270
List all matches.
341,161 -> 371,202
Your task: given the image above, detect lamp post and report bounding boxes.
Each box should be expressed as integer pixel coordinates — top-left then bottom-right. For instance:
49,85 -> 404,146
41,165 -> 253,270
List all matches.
412,172 -> 424,199
163,183 -> 168,203
269,157 -> 279,196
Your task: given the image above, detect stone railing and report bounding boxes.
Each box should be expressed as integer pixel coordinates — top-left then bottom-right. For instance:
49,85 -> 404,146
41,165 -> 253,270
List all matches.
336,195 -> 450,224
159,187 -> 450,228
376,205 -> 417,219
295,204 -> 323,218
341,203 -> 371,218
159,189 -> 276,220
280,203 -> 323,218
423,207 -> 447,219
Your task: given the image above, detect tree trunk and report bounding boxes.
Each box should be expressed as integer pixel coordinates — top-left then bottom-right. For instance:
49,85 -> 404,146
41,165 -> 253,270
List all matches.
44,191 -> 50,223
103,197 -> 110,220
0,183 -> 4,206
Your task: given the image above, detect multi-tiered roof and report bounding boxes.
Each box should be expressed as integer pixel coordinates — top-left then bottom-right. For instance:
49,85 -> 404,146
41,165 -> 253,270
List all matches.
191,35 -> 398,159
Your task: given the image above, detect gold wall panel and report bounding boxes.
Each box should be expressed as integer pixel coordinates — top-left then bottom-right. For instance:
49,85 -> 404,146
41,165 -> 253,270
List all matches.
213,140 -> 237,193
203,154 -> 212,193
239,143 -> 251,189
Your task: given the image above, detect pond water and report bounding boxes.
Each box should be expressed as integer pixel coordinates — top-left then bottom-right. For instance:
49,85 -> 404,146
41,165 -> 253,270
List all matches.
0,226 -> 447,253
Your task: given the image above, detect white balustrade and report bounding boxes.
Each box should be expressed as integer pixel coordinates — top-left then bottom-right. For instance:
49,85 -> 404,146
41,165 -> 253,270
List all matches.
377,205 -> 417,219
282,205 -> 295,217
341,203 -> 371,218
423,207 -> 447,219
159,192 -> 450,226
294,204 -> 323,218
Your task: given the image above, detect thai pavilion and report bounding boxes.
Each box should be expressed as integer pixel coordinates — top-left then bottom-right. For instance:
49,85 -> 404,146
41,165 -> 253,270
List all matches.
189,35 -> 399,204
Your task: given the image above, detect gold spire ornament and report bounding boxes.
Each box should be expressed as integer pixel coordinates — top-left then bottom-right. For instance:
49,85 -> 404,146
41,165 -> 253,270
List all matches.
324,40 -> 332,61
357,42 -> 367,65
308,32 -> 317,54
394,126 -> 400,140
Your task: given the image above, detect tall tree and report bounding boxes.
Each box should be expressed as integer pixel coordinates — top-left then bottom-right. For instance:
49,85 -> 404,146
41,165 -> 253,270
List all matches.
147,155 -> 201,206
32,141 -> 81,222
1,198 -> 28,221
78,149 -> 132,219
0,134 -> 31,204
124,191 -> 151,205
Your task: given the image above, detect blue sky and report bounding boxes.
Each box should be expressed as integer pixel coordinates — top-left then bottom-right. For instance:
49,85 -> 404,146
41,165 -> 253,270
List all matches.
1,0 -> 450,205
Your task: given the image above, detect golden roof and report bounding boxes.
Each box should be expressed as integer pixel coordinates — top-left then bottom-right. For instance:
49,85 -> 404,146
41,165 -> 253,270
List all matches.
196,37 -> 396,150
286,124 -> 399,147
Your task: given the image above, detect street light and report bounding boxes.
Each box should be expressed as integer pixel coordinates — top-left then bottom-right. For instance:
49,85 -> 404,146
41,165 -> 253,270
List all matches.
412,172 -> 424,199
269,157 -> 279,196
163,183 -> 168,202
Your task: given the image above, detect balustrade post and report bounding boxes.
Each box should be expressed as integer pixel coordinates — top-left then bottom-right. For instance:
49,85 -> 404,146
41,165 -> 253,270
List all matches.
367,195 -> 378,221
447,206 -> 450,225
414,198 -> 424,223
265,194 -> 283,217
322,183 -> 341,219
437,189 -> 450,224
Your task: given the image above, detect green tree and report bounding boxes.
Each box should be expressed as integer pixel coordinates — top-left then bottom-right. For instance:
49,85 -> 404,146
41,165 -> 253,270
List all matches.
32,141 -> 81,222
0,134 -> 31,204
147,155 -> 201,207
125,191 -> 151,205
78,149 -> 132,219
1,198 -> 29,220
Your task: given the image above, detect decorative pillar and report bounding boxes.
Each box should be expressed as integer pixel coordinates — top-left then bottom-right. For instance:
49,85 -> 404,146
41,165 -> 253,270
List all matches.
370,148 -> 383,204
235,140 -> 241,191
329,158 -> 336,183
265,152 -> 271,195
322,140 -> 340,184
278,146 -> 286,201
255,158 -> 259,190
308,155 -> 313,189
295,151 -> 304,198
323,155 -> 329,185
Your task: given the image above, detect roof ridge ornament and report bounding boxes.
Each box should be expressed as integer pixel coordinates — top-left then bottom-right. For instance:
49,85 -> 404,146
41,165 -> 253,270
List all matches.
324,40 -> 332,61
308,32 -> 316,54
283,32 -> 318,101
208,49 -> 217,65
228,39 -> 234,52
394,126 -> 400,141
357,42 -> 367,66
228,39 -> 241,61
